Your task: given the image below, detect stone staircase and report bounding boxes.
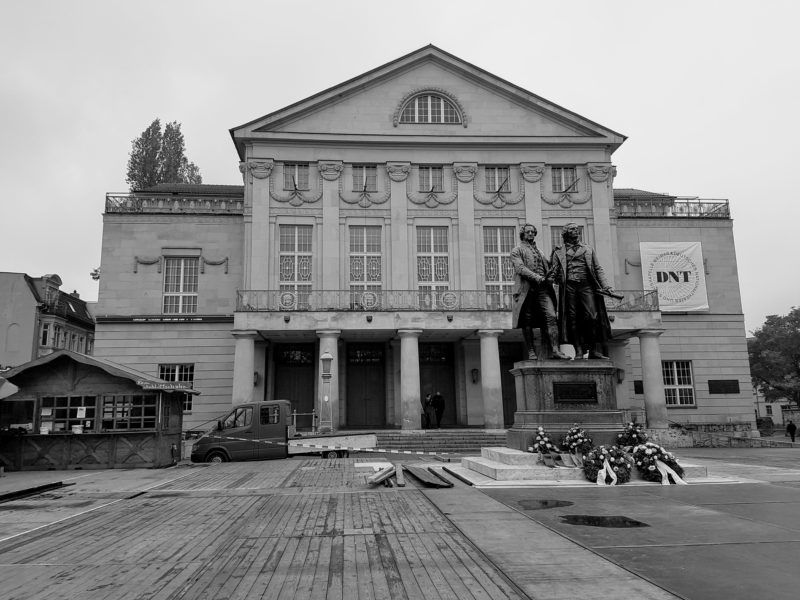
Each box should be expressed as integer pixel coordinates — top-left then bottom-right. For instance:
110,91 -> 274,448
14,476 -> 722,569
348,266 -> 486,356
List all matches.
373,430 -> 507,455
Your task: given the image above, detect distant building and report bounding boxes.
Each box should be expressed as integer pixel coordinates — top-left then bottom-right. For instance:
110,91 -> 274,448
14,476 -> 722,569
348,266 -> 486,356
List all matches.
0,272 -> 94,369
93,46 -> 755,434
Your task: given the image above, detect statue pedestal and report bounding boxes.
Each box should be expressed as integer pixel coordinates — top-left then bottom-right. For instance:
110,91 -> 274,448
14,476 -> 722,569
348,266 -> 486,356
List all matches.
506,359 -> 626,451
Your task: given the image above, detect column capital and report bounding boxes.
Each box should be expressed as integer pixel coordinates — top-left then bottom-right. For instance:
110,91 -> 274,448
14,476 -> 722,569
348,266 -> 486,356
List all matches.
397,329 -> 423,338
520,162 -> 546,183
453,162 -> 478,183
477,329 -> 504,338
386,162 -> 411,182
231,329 -> 259,340
316,329 -> 341,339
318,160 -> 343,181
638,329 -> 665,339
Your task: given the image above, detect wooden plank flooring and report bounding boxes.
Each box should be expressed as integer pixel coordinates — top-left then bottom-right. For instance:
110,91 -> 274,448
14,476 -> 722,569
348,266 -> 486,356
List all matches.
0,460 -> 527,600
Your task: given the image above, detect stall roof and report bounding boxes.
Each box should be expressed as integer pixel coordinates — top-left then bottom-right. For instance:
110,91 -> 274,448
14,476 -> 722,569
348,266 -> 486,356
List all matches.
1,350 -> 200,395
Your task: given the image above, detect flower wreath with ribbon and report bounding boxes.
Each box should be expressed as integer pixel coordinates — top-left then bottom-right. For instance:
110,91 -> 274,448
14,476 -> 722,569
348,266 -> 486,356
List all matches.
583,445 -> 634,485
617,421 -> 648,448
632,442 -> 687,485
528,426 -> 560,455
561,424 -> 593,458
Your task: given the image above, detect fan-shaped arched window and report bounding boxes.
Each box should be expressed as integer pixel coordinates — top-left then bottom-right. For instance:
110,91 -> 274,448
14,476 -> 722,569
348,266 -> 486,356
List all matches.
400,94 -> 462,124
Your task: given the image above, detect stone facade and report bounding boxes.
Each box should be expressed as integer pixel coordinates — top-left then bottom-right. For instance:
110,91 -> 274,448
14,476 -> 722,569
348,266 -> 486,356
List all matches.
93,46 -> 755,434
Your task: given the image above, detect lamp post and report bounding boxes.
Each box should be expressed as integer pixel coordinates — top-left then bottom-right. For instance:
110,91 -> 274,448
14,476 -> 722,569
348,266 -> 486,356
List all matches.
319,351 -> 334,432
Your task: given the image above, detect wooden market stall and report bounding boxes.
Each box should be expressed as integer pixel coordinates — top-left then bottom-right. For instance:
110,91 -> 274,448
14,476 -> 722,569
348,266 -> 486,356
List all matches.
0,350 -> 198,471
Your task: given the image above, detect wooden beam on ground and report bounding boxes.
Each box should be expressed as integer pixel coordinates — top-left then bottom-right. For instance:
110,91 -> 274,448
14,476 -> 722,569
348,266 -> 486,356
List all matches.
394,464 -> 405,487
402,465 -> 453,488
367,466 -> 394,486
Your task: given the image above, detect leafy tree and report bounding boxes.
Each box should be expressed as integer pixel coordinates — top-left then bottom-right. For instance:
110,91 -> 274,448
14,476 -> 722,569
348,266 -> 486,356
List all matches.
748,307 -> 800,408
125,119 -> 202,190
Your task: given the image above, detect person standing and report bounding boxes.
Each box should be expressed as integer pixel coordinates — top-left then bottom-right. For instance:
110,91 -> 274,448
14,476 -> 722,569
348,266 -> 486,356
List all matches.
421,394 -> 432,428
431,391 -> 445,428
787,420 -> 797,443
549,223 -> 617,359
510,223 -> 568,360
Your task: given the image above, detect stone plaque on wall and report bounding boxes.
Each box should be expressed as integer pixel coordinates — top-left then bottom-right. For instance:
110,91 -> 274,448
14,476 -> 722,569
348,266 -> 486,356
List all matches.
553,382 -> 598,404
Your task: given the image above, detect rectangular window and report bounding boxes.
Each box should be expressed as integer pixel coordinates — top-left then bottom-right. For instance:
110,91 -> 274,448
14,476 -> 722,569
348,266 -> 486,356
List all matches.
662,360 -> 695,407
40,323 -> 50,346
485,167 -> 510,193
483,226 -> 516,309
279,225 -> 313,309
283,163 -> 309,190
101,394 -> 158,430
550,225 -> 584,251
352,165 -> 377,192
416,226 -> 450,308
552,167 -> 577,193
40,395 -> 96,433
349,225 -> 382,308
766,405 -> 773,415
419,166 -> 444,192
159,364 -> 195,412
261,404 -> 281,425
163,257 -> 199,314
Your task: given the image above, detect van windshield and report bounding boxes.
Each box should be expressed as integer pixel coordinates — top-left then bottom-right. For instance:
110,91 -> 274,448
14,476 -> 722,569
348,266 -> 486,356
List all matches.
220,406 -> 253,430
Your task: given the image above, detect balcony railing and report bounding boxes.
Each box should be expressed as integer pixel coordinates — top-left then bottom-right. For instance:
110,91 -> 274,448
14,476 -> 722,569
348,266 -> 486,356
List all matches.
615,198 -> 730,218
236,289 -> 659,313
105,193 -> 244,215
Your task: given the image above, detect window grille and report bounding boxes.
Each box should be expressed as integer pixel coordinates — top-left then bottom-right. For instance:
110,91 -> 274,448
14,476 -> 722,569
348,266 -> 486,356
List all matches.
552,167 -> 577,193
485,167 -> 510,192
283,163 -> 309,190
159,363 -> 195,412
349,225 -> 382,308
101,394 -> 158,430
352,165 -> 377,192
662,360 -> 695,406
163,257 -> 198,314
419,166 -> 444,192
400,94 -> 461,124
279,225 -> 313,308
483,226 -> 515,309
416,226 -> 450,308
40,395 -> 96,433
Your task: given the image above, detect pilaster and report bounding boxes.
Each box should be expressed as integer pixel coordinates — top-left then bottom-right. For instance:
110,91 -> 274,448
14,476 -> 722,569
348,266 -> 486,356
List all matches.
588,162 -> 617,283
520,162 -> 545,228
454,162 -> 478,289
387,162 -> 411,289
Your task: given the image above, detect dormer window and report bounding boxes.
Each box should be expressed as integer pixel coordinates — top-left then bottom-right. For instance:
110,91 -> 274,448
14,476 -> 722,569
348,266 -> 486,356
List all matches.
400,94 -> 461,124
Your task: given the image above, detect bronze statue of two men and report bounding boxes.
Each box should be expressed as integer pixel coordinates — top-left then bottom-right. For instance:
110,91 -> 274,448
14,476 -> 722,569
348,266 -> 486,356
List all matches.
511,223 -> 616,361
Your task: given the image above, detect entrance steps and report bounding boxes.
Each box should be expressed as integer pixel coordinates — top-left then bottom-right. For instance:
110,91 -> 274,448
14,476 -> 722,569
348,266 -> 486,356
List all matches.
452,446 -> 708,484
373,430 -> 507,454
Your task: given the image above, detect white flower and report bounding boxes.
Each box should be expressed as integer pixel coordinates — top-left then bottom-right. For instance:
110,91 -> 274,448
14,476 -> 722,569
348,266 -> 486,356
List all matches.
648,465 -> 656,471
645,449 -> 652,455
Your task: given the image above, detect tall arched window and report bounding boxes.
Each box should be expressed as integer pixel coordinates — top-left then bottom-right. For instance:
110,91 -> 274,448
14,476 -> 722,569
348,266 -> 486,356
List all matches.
400,94 -> 461,124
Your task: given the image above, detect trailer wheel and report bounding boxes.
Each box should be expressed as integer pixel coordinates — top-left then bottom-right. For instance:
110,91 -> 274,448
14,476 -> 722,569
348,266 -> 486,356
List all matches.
324,450 -> 345,459
206,451 -> 228,463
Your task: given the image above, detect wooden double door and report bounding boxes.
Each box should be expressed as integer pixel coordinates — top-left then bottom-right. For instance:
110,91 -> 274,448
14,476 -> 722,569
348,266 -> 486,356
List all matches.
346,343 -> 386,428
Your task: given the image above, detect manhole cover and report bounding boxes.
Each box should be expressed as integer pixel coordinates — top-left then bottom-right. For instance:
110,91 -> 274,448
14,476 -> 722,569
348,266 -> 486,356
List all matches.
560,515 -> 649,528
518,499 -> 574,510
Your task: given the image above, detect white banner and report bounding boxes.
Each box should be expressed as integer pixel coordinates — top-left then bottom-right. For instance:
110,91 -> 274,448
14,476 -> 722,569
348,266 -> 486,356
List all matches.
640,242 -> 709,312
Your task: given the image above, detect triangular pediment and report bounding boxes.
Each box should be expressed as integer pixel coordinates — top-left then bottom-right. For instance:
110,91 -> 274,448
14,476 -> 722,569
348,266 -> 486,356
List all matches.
230,45 -> 625,154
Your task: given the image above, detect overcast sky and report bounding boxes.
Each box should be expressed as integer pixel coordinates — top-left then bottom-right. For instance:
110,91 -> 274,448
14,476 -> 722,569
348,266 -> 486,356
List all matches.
1,0 -> 797,333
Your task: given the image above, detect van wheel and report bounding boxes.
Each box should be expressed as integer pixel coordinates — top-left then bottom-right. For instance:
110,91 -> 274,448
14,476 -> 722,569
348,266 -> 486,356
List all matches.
206,451 -> 228,463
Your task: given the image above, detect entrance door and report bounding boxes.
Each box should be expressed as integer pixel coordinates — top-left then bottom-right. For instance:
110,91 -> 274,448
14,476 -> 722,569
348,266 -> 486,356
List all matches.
273,344 -> 315,429
346,343 -> 385,428
419,343 -> 456,427
500,342 -> 525,427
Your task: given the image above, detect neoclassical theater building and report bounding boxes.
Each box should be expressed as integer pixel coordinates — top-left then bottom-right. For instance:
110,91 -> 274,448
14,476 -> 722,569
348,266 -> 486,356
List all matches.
95,46 -> 754,434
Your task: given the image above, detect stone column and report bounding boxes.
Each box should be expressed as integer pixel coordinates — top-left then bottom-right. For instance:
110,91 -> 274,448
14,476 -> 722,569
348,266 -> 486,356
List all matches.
638,330 -> 668,428
387,163 -> 411,289
319,161 -> 343,290
478,330 -> 505,429
454,162 -> 478,290
317,330 -> 341,429
588,162 -> 617,283
520,163 -> 545,228
398,329 -> 423,430
606,340 -> 629,411
241,159 -> 273,290
231,330 -> 258,405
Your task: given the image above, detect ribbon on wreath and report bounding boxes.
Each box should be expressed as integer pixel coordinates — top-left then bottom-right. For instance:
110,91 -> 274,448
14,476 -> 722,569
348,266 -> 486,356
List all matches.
655,459 -> 687,485
596,458 -> 618,486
